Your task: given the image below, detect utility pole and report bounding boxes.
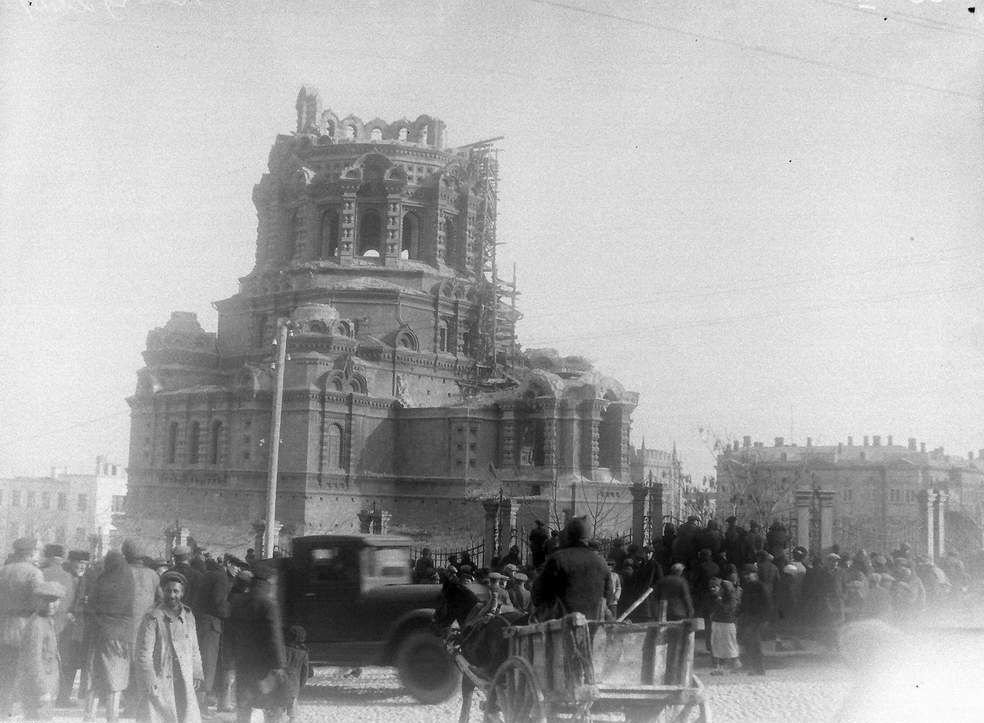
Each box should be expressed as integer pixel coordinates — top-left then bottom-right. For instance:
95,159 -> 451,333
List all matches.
264,318 -> 291,558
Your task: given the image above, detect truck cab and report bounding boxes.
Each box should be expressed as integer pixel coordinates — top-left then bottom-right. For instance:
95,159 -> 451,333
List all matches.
274,534 -> 457,703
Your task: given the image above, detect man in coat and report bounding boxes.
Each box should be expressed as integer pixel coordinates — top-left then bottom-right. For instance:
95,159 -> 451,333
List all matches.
135,571 -> 204,723
123,538 -> 163,716
226,564 -> 286,723
20,580 -> 66,720
169,546 -> 205,618
531,517 -> 611,620
57,550 -> 90,706
528,520 -> 548,568
194,553 -> 235,716
653,563 -> 694,621
0,537 -> 44,717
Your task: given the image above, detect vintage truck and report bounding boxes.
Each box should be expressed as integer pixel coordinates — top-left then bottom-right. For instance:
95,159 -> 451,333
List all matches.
268,533 -> 458,703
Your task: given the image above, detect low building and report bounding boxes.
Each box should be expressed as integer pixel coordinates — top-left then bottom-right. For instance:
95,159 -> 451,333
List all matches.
716,435 -> 984,559
0,456 -> 127,557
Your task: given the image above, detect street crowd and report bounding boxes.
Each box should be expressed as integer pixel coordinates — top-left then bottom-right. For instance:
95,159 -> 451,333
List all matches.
0,538 -> 310,723
416,515 -> 980,677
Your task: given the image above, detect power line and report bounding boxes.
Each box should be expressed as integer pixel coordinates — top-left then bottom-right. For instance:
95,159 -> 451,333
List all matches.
525,0 -> 982,102
523,278 -> 984,347
810,0 -> 984,40
1,411 -> 129,443
526,243 -> 982,319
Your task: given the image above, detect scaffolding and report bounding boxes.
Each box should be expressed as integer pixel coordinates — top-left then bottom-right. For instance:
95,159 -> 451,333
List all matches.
462,137 -> 520,382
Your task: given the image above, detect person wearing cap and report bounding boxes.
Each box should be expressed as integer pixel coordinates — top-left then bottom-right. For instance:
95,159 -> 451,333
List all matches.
226,563 -> 286,723
737,563 -> 771,675
84,550 -> 135,723
0,537 -> 44,716
58,550 -> 92,706
194,552 -> 236,717
122,539 -> 164,716
169,545 -> 205,619
135,570 -> 204,723
19,580 -> 66,720
532,516 -> 611,620
507,571 -> 531,612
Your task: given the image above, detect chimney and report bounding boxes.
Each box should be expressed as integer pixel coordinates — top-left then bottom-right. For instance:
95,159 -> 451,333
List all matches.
806,437 -> 813,448
847,436 -> 854,446
743,435 -> 751,448
887,435 -> 893,447
774,437 -> 784,447
920,442 -> 926,453
863,436 -> 870,447
873,435 -> 881,447
908,438 -> 917,451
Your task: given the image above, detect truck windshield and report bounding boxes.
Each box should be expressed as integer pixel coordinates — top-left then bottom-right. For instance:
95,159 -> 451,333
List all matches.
370,547 -> 410,578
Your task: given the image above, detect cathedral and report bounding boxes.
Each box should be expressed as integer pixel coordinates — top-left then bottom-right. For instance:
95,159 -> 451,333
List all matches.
124,88 -> 639,553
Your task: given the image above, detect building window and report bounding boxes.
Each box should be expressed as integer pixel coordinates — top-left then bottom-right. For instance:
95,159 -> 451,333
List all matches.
286,210 -> 303,261
370,127 -> 383,141
327,424 -> 342,469
343,123 -> 356,140
444,216 -> 455,252
41,492 -> 50,509
321,210 -> 339,257
358,210 -> 382,256
111,495 -> 126,513
889,489 -> 900,503
438,320 -> 448,352
398,127 -> 408,141
842,488 -> 853,502
402,211 -> 419,258
27,491 -> 36,508
210,420 -> 223,465
77,494 -> 88,512
57,492 -> 67,511
188,421 -> 201,465
167,422 -> 179,464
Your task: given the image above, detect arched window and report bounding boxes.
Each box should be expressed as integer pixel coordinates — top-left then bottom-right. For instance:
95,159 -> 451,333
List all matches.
398,127 -> 408,141
444,216 -> 455,252
370,127 -> 383,141
438,319 -> 449,353
402,211 -> 419,258
167,422 -> 178,464
321,210 -> 339,257
286,210 -> 302,261
188,422 -> 201,465
327,424 -> 342,469
344,123 -> 356,140
359,209 -> 382,256
210,420 -> 223,465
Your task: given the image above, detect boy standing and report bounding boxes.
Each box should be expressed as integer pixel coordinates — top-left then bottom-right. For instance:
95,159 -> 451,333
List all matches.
20,581 -> 66,720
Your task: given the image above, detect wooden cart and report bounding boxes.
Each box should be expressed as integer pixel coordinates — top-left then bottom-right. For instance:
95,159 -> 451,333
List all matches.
482,614 -> 711,723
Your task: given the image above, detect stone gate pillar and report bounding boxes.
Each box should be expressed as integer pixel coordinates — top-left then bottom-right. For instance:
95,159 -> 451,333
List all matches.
483,497 -> 518,562
819,491 -> 835,551
933,491 -> 947,561
649,483 -> 665,541
795,490 -> 813,551
630,484 -> 649,547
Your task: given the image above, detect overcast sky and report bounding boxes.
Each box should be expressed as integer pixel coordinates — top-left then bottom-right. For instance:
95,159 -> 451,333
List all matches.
1,0 -> 982,480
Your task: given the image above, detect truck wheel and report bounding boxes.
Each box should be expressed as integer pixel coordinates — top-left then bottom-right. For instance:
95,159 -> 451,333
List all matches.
395,629 -> 460,704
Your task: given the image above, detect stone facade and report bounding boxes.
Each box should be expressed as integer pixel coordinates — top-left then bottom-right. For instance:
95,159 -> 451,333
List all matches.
0,456 -> 128,557
716,435 -> 984,559
124,88 -> 639,554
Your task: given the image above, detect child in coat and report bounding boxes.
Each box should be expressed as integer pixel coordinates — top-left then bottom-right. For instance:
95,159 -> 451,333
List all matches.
20,581 -> 66,720
283,625 -> 312,722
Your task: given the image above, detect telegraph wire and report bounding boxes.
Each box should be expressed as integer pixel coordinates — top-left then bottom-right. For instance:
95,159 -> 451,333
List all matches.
525,0 -> 982,101
523,278 -> 984,347
526,243 -> 982,319
809,0 -> 984,40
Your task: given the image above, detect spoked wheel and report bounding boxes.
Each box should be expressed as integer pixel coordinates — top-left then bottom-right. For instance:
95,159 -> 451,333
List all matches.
484,656 -> 548,723
626,674 -> 712,723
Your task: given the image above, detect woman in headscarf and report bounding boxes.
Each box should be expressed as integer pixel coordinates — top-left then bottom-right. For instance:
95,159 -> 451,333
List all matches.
84,550 -> 135,722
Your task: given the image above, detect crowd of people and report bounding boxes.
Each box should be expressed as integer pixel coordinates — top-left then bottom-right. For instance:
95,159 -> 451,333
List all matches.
0,538 -> 310,723
419,514 -> 981,677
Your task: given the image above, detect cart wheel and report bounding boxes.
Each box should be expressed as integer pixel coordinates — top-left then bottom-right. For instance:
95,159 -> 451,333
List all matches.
630,674 -> 712,723
484,656 -> 548,723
